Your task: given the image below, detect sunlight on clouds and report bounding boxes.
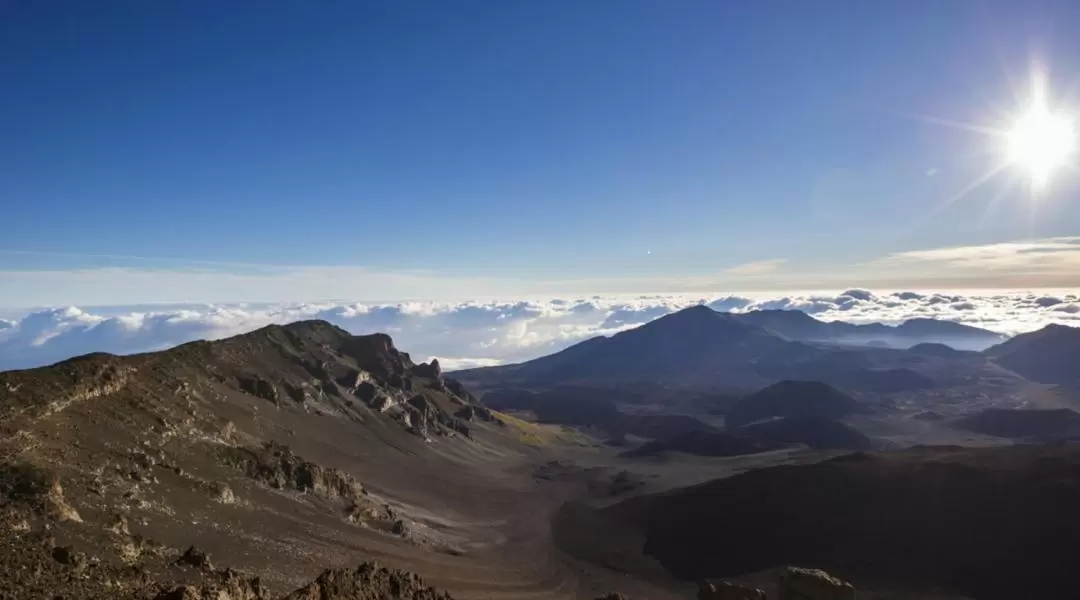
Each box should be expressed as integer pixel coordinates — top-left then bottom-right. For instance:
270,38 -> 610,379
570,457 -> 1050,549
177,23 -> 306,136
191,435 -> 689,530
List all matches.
1,291 -> 1078,373
725,258 -> 788,276
874,237 -> 1080,276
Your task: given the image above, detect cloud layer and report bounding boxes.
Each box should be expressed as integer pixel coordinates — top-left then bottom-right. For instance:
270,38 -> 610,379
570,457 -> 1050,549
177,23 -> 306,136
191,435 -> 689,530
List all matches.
4,237 -> 1080,309
1,289 -> 1079,373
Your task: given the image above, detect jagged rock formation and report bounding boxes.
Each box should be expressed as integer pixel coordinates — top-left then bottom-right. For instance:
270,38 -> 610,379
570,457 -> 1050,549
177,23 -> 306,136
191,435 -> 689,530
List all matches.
281,563 -> 454,600
154,569 -> 268,600
153,562 -> 455,600
778,567 -> 855,600
219,442 -> 365,501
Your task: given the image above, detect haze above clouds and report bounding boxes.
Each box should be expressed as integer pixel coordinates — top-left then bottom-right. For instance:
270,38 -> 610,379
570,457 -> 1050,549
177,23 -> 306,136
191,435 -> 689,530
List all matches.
2,237 -> 1080,371
2,289 -> 1078,373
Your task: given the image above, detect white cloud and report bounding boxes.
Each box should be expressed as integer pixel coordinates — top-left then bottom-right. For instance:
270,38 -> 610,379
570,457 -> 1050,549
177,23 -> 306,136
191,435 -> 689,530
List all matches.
1,290 -> 1079,373
725,258 -> 788,275
867,237 -> 1080,286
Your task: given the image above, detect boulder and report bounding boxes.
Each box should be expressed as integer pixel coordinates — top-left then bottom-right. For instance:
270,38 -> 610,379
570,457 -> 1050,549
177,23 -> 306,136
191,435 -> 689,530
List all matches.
778,567 -> 856,600
176,545 -> 213,570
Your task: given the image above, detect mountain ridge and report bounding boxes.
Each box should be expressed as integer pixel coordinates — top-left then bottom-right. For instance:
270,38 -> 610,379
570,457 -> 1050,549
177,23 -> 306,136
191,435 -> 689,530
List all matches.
728,309 -> 1006,350
984,323 -> 1080,384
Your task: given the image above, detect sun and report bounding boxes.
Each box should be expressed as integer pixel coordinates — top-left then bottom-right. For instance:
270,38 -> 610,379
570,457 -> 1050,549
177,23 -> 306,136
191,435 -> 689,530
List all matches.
1005,80 -> 1076,188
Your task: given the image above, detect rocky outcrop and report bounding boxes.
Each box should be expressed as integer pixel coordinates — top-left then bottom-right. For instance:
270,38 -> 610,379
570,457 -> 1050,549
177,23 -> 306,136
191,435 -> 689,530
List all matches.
411,359 -> 442,381
0,463 -> 81,522
154,569 -> 269,600
405,395 -> 470,438
452,402 -> 497,423
699,582 -> 768,600
239,376 -> 280,404
176,545 -> 214,570
698,581 -> 766,600
281,562 -> 454,600
778,567 -> 855,600
219,442 -> 364,502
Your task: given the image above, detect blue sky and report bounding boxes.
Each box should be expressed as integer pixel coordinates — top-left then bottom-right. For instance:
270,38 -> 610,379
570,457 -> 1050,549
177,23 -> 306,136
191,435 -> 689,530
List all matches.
3,1 -> 1080,307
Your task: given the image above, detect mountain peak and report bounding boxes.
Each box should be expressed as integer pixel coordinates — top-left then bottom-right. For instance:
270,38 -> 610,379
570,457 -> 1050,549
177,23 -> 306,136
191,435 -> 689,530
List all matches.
666,304 -> 723,319
985,322 -> 1080,384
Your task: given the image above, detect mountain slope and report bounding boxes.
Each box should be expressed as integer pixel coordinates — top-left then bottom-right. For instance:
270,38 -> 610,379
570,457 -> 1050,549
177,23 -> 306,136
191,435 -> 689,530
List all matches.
951,408 -> 1080,440
730,310 -> 1005,350
724,380 -> 858,427
611,444 -> 1080,600
740,416 -> 874,451
0,321 -> 591,599
457,308 -> 1006,396
457,305 -> 814,388
984,323 -> 1080,384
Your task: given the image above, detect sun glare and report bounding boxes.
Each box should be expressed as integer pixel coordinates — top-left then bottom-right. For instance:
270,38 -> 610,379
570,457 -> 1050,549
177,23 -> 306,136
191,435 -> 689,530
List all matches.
1005,79 -> 1076,189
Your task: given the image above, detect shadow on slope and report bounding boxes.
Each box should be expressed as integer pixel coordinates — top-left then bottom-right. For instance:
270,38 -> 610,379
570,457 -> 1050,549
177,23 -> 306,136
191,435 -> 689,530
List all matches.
604,444 -> 1080,600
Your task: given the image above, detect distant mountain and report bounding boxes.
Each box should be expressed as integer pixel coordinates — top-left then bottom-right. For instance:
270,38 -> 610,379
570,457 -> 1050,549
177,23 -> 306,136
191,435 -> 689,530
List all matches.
730,310 -> 1006,350
725,380 -> 858,428
612,444 -> 1080,600
952,408 -> 1080,440
984,324 -> 1080,384
457,305 -> 814,388
740,416 -> 875,451
457,306 -> 973,394
908,342 -> 965,357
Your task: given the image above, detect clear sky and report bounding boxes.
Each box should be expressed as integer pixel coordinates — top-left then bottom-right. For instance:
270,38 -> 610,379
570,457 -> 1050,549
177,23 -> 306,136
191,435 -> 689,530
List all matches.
3,1 -> 1080,307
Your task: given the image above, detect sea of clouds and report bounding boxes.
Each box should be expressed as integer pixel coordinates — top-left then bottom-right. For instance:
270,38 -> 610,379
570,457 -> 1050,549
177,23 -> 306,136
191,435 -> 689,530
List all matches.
1,289 -> 1078,373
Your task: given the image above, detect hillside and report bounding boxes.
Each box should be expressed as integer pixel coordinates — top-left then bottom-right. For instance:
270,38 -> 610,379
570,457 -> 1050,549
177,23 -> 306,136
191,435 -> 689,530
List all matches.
0,321 -> 629,600
0,314 -> 1061,600
740,416 -> 875,451
985,323 -> 1080,384
621,429 -> 782,458
724,380 -> 859,428
951,408 -> 1080,439
607,444 -> 1080,600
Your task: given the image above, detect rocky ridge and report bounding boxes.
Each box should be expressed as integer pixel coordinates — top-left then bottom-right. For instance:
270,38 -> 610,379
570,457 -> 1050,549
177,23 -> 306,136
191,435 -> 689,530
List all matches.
0,321 -> 508,597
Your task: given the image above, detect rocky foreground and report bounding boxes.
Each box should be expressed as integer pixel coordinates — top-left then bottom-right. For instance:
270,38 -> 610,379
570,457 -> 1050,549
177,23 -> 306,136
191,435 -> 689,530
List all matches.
0,321 -> 525,598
